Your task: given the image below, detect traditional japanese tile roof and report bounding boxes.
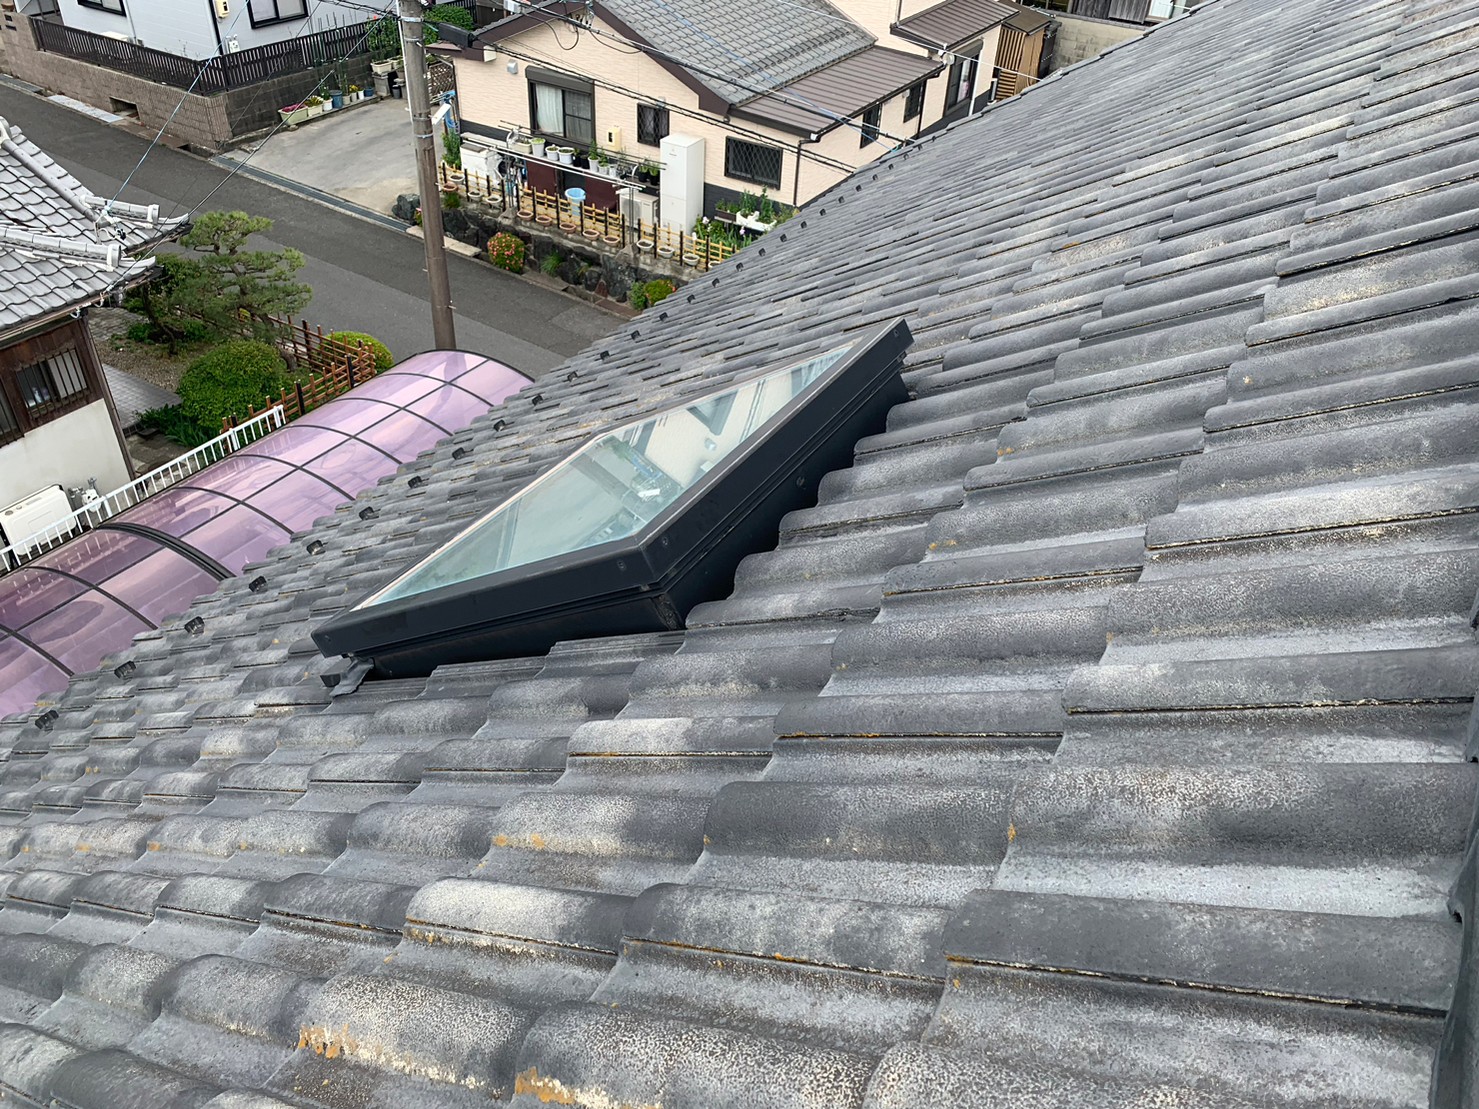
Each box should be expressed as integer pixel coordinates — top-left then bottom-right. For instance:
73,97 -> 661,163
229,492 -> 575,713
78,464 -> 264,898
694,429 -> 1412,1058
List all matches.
0,118 -> 182,334
1,0 -> 1477,1106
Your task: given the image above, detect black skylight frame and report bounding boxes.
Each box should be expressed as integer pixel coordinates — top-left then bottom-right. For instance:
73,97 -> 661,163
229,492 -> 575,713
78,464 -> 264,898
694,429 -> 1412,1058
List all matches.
313,319 -> 913,677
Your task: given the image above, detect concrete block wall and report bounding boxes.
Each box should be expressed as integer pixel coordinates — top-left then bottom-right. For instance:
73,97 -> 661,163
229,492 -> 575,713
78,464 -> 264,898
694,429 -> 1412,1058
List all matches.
1048,13 -> 1145,72
0,16 -> 371,150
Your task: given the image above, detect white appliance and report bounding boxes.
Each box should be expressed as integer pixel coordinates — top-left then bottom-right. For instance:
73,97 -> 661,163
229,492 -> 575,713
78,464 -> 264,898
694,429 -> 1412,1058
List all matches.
0,484 -> 73,567
659,134 -> 704,232
620,187 -> 658,227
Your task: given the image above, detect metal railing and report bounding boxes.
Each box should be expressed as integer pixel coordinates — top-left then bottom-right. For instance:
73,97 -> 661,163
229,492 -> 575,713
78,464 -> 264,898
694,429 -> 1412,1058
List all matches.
31,16 -> 373,94
0,406 -> 286,572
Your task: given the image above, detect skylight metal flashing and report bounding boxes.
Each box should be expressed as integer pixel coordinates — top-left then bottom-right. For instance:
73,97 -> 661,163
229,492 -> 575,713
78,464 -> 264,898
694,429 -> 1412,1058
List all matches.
313,320 -> 913,677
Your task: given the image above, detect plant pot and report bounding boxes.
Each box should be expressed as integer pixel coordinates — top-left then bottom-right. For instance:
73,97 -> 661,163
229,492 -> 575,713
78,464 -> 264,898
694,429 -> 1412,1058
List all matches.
512,140 -> 532,155
371,59 -> 398,76
558,148 -> 575,165
279,106 -> 312,126
530,139 -> 547,156
329,89 -> 344,109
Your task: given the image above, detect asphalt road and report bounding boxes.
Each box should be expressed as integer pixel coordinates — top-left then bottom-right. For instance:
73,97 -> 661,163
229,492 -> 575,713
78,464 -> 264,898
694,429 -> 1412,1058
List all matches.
0,85 -> 619,378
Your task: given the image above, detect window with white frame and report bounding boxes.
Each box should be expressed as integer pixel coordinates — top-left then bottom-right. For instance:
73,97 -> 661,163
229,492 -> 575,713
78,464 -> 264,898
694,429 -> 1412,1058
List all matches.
78,0 -> 125,13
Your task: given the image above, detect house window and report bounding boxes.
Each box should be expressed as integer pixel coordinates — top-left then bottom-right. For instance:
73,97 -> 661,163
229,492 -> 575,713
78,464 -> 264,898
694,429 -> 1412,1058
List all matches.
725,138 -> 782,189
17,349 -> 89,420
637,103 -> 669,147
860,103 -> 882,147
529,80 -> 595,146
77,0 -> 124,13
945,46 -> 980,108
904,80 -> 925,121
0,390 -> 18,447
248,0 -> 308,27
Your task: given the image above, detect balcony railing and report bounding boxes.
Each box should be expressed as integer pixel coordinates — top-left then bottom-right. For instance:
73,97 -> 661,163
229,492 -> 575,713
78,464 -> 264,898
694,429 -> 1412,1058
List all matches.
0,406 -> 286,572
31,17 -> 374,93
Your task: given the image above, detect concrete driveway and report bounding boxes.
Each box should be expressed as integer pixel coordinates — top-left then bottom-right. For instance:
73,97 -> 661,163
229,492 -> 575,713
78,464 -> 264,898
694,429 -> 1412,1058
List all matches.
219,96 -> 418,214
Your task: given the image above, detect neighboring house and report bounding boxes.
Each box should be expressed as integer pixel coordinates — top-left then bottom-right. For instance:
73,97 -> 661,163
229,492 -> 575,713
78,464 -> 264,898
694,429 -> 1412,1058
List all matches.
0,115 -> 181,537
55,0 -> 370,59
449,0 -> 1048,221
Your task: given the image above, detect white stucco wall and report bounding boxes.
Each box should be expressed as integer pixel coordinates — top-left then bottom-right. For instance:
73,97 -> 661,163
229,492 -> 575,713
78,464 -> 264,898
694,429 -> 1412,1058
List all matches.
0,401 -> 131,514
454,16 -> 951,211
62,0 -> 372,60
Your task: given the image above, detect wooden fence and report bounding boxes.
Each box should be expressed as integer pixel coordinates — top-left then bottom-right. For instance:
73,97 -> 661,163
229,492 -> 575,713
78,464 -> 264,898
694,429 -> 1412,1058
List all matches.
439,163 -> 739,271
222,318 -> 381,432
32,16 -> 374,93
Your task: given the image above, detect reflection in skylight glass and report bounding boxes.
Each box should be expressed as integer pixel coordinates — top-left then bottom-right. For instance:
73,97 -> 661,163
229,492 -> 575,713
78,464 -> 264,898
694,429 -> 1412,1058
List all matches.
368,346 -> 852,606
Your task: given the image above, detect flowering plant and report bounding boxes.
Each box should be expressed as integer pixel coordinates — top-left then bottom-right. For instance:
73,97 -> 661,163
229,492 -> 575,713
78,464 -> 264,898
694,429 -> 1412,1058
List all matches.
488,232 -> 526,273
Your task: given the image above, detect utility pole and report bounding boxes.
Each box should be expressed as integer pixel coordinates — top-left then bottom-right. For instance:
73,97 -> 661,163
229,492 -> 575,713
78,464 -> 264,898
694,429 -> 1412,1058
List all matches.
397,0 -> 457,349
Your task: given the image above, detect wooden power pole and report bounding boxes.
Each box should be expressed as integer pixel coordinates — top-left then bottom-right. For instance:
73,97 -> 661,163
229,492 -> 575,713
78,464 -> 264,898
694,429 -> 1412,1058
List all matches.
397,0 -> 457,350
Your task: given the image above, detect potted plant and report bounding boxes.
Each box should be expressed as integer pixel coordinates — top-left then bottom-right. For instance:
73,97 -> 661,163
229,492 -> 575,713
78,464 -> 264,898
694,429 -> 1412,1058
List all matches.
279,103 -> 312,126
637,159 -> 660,186
530,136 -> 547,157
303,94 -> 326,117
556,146 -> 575,165
328,88 -> 344,109
347,83 -> 364,103
510,133 -> 532,155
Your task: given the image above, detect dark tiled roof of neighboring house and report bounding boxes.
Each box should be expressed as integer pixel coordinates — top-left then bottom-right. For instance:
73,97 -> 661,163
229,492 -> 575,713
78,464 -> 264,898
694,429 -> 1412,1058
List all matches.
0,118 -> 181,334
739,46 -> 942,134
1,0 -> 1478,1106
893,0 -> 1020,48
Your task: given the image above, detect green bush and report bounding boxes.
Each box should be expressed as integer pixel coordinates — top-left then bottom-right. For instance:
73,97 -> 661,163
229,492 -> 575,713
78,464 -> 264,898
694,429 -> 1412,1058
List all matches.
125,318 -> 213,346
426,3 -> 473,42
178,340 -> 289,430
442,128 -> 462,169
644,279 -> 676,305
136,404 -> 216,448
326,331 -> 394,371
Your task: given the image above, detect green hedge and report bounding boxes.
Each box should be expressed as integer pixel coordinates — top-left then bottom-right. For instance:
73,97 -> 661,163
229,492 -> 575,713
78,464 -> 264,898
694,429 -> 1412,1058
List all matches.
327,331 -> 394,371
178,340 -> 289,429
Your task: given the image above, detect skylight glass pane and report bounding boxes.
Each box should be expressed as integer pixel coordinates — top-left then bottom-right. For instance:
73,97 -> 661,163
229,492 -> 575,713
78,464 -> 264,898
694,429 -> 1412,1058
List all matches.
369,346 -> 851,606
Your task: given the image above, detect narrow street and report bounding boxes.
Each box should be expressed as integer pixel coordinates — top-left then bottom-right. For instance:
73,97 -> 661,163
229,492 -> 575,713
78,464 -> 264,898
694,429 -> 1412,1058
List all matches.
0,85 -> 619,378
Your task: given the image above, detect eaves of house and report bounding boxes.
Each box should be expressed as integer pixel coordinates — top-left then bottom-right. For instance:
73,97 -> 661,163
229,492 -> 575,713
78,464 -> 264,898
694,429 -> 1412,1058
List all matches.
0,0 -> 1476,1105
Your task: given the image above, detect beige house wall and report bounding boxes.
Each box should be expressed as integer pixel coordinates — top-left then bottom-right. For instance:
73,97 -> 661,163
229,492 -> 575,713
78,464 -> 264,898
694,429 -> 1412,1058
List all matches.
0,401 -> 131,513
454,15 -> 949,213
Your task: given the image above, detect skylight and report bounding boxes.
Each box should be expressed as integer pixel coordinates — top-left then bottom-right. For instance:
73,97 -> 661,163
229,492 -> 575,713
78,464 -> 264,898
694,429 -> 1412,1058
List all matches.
313,320 -> 912,676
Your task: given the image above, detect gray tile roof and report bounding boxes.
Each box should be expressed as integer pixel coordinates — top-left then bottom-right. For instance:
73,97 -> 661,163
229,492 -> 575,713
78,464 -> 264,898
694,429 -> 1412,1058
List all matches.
0,119 -> 181,335
1,0 -> 1478,1105
597,0 -> 874,104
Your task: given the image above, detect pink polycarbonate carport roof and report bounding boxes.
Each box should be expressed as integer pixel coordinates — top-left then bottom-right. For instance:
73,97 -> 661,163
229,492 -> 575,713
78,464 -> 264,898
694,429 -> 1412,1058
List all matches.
0,351 -> 530,719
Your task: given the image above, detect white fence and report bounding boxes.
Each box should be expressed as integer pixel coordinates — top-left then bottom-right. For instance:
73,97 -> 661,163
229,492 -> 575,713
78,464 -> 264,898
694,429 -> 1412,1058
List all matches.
0,406 -> 286,572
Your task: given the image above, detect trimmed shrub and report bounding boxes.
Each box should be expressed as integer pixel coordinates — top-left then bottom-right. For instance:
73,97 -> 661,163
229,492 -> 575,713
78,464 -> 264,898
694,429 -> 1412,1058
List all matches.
643,279 -> 676,305
326,331 -> 394,371
488,232 -> 526,273
178,340 -> 289,429
426,3 -> 473,42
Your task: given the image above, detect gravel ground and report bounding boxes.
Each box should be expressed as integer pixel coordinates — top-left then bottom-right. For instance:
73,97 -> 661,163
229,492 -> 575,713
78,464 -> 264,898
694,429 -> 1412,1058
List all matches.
88,306 -> 205,393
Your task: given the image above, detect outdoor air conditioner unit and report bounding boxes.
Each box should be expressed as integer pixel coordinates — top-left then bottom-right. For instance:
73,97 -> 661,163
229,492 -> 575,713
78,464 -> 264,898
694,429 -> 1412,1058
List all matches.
0,484 -> 72,567
214,0 -> 229,18
620,187 -> 657,227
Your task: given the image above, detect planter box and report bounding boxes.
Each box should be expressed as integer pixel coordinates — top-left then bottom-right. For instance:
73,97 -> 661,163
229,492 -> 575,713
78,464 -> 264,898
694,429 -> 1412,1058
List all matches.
279,106 -> 312,125
736,213 -> 777,233
371,59 -> 399,76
